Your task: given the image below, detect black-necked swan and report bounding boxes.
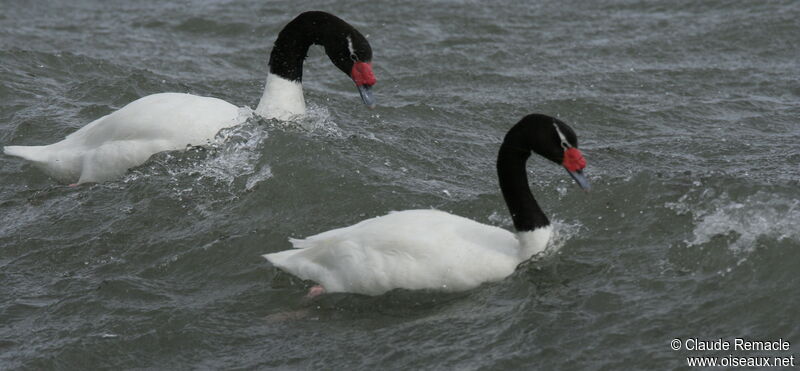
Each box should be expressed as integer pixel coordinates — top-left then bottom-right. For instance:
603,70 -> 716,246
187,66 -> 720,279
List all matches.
3,11 -> 377,184
263,114 -> 590,297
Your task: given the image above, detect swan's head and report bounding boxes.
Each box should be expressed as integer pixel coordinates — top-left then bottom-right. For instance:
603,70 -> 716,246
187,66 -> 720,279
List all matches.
270,11 -> 378,108
525,114 -> 590,190
328,30 -> 376,108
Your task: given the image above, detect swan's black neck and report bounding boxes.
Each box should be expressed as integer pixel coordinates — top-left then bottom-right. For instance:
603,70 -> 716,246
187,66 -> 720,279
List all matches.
268,11 -> 372,82
496,114 -> 584,232
497,141 -> 549,232
497,114 -> 573,232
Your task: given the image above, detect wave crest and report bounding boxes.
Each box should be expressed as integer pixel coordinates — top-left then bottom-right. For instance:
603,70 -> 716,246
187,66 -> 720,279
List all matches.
668,189 -> 799,253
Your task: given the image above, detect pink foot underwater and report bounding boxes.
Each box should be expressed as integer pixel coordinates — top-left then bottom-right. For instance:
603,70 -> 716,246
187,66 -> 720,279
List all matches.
305,285 -> 326,299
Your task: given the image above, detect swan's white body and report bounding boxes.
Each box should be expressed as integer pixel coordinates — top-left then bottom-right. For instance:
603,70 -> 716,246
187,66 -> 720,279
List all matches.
255,73 -> 305,120
3,74 -> 304,184
263,209 -> 552,296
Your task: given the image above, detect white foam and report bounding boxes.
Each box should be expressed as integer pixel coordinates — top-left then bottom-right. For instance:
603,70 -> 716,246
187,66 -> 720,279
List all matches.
668,190 -> 799,253
265,102 -> 342,137
547,219 -> 584,256
246,165 -> 273,191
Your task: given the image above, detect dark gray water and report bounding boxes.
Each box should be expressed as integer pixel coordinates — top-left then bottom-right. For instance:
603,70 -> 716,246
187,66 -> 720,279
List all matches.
1,0 -> 799,369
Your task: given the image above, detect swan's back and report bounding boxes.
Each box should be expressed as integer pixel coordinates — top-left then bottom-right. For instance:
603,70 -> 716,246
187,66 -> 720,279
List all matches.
263,209 -> 522,295
4,93 -> 242,183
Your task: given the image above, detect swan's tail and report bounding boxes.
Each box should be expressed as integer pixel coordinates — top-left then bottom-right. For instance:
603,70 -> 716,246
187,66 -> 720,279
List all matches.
262,249 -> 304,268
288,237 -> 313,249
4,145 -> 50,163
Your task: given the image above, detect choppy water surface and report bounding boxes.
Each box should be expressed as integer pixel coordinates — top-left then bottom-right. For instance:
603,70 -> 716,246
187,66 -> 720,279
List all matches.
1,0 -> 798,369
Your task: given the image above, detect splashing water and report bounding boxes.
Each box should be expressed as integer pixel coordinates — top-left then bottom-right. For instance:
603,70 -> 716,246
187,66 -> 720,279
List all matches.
487,210 -> 582,257
547,219 -> 584,256
263,103 -> 342,138
668,189 -> 800,253
193,108 -> 268,188
116,104 -> 347,201
117,107 -> 266,186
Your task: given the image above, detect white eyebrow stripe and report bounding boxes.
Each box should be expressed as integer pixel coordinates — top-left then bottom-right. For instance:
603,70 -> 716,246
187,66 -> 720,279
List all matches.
346,35 -> 356,56
553,122 -> 571,148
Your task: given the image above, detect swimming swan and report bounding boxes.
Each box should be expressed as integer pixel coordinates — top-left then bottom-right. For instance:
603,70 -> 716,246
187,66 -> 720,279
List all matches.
4,11 -> 377,184
263,114 -> 590,296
